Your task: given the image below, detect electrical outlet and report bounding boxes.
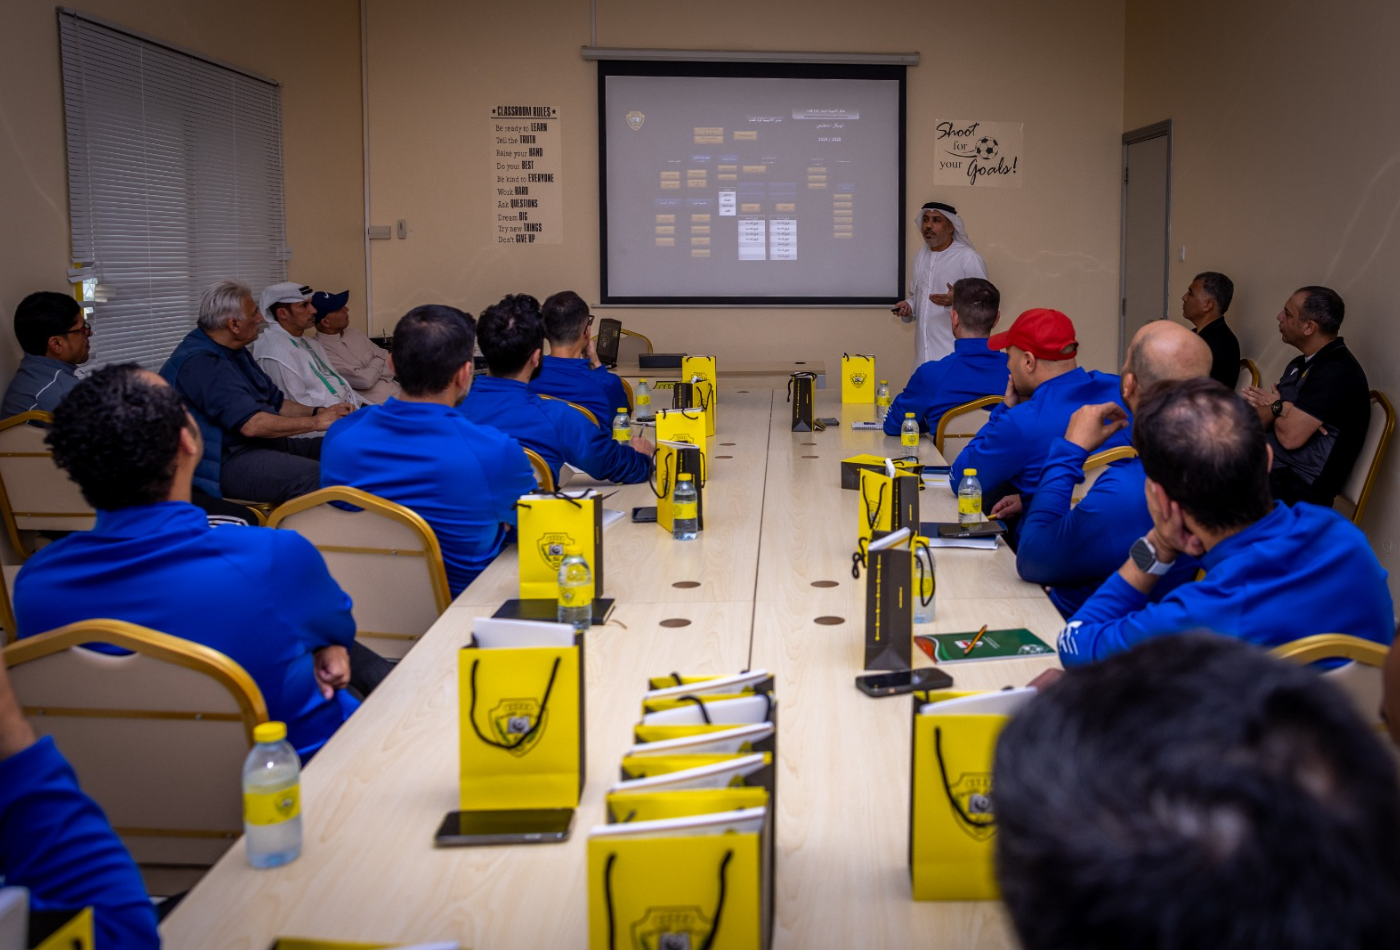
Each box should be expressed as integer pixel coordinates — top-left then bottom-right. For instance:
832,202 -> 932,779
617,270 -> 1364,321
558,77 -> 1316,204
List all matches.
397,219 -> 407,240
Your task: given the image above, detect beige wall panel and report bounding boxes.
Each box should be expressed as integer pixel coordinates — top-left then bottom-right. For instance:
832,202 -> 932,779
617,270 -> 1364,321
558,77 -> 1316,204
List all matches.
0,0 -> 367,386
1125,0 -> 1400,603
366,0 -> 1125,382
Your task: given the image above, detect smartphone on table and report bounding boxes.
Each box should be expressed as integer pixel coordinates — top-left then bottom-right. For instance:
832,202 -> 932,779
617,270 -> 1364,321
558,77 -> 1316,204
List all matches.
855,667 -> 954,697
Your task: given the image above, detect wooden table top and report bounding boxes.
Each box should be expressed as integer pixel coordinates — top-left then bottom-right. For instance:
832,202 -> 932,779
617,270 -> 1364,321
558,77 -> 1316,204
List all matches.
161,389 -> 1058,950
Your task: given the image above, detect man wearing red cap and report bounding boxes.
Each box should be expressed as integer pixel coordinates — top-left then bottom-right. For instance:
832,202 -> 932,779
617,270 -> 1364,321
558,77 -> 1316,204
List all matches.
949,308 -> 1132,535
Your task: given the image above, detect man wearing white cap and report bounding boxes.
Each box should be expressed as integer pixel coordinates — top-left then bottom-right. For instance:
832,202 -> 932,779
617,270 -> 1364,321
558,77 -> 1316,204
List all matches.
893,201 -> 989,367
252,281 -> 361,429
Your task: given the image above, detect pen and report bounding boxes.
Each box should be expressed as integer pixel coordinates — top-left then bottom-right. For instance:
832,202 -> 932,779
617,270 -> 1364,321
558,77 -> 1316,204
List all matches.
963,624 -> 989,656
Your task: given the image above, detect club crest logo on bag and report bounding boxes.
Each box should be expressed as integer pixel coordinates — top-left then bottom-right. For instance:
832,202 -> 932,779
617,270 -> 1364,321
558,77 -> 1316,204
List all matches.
537,532 -> 576,571
849,372 -> 868,388
946,772 -> 996,841
631,906 -> 713,950
489,697 -> 546,757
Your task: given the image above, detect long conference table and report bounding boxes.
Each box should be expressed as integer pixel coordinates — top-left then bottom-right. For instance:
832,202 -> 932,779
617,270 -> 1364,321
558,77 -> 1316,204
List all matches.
161,385 -> 1063,949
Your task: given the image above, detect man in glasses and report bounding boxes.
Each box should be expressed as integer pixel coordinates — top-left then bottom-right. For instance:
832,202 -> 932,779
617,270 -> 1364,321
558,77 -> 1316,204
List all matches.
530,290 -> 631,427
2,291 -> 92,417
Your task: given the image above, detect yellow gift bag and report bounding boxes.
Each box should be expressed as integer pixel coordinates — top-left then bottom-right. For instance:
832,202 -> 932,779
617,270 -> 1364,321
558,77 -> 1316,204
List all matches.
842,353 -> 876,403
458,632 -> 584,811
653,440 -> 706,533
909,688 -> 1035,900
588,812 -> 771,950
682,355 -> 718,436
516,490 -> 604,600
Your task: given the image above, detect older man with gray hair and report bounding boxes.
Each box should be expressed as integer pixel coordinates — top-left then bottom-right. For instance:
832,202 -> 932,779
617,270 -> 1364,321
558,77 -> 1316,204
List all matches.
160,278 -> 352,504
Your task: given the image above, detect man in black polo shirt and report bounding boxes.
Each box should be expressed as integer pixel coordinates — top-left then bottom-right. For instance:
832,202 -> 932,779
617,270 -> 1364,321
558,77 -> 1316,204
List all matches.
1181,270 -> 1240,389
1242,285 -> 1370,507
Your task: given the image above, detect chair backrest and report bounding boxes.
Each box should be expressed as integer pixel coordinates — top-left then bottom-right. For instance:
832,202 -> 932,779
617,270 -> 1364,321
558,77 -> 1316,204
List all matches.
620,377 -> 635,412
1272,633 -> 1389,726
3,620 -> 267,871
1074,446 -> 1140,505
933,395 -> 1003,458
1336,390 -> 1395,525
0,565 -> 18,646
1237,358 -> 1260,391
0,412 -> 96,559
267,486 -> 452,659
538,393 -> 601,427
524,447 -> 555,492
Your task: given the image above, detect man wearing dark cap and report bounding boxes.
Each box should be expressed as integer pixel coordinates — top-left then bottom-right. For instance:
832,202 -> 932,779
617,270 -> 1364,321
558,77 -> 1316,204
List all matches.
312,290 -> 399,404
892,201 -> 989,366
950,308 -> 1132,533
252,280 -> 362,420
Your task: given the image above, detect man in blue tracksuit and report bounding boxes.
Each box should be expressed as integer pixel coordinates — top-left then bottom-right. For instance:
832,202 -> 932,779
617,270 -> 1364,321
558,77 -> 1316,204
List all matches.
950,308 -> 1132,535
321,305 -> 535,597
1015,320 -> 1213,616
462,294 -> 654,485
529,290 -> 631,425
883,277 -> 1009,436
1057,379 -> 1393,666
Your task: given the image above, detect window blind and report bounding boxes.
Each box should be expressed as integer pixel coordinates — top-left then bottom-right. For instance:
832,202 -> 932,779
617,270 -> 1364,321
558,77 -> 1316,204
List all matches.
59,10 -> 287,370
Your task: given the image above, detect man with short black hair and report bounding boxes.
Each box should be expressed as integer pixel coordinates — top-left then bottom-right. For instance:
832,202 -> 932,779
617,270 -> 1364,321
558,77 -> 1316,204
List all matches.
882,277 -> 1009,436
1015,320 -> 1211,615
530,290 -> 631,425
320,305 -> 535,596
2,291 -> 90,416
951,308 -> 1132,530
253,281 -> 362,418
1058,378 -> 1392,666
160,278 -> 352,505
1181,270 -> 1240,388
13,364 -> 358,759
461,294 -> 653,484
892,201 -> 989,366
1242,285 -> 1370,507
996,633 -> 1400,950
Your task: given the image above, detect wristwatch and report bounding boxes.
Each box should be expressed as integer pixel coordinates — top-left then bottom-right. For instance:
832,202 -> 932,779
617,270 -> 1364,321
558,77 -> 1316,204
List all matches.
1270,399 -> 1284,418
1130,535 -> 1175,576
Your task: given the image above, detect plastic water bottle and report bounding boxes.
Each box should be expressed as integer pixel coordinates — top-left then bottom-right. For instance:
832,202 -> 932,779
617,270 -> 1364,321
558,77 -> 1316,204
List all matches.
875,380 -> 891,421
612,407 -> 631,442
243,721 -> 302,868
900,412 -> 919,448
672,474 -> 699,540
913,544 -> 936,624
557,545 -> 593,632
958,468 -> 983,525
634,378 -> 654,421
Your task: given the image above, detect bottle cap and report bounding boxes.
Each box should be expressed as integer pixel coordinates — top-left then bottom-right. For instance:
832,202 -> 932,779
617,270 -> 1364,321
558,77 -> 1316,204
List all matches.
880,379 -> 887,384
964,468 -> 977,476
905,412 -> 915,418
678,474 -> 693,482
617,408 -> 628,412
639,378 -> 647,382
564,544 -> 581,555
254,721 -> 287,744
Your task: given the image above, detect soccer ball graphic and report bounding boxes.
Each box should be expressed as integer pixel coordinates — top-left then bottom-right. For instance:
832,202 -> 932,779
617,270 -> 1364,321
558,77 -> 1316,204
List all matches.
974,137 -> 999,160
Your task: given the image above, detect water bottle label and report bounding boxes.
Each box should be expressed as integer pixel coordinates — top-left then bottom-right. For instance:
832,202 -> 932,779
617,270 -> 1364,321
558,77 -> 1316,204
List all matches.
244,784 -> 300,826
674,501 -> 698,519
901,432 -> 918,447
613,427 -> 630,442
919,575 -> 935,600
877,395 -> 891,407
958,496 -> 981,515
559,582 -> 594,607
637,393 -> 650,406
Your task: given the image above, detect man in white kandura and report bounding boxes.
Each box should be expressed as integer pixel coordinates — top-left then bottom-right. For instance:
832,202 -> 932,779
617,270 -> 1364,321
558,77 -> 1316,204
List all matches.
893,201 -> 989,367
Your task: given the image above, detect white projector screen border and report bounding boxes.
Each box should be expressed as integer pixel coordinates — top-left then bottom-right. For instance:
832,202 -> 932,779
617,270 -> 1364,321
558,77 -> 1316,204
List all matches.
597,60 -> 907,307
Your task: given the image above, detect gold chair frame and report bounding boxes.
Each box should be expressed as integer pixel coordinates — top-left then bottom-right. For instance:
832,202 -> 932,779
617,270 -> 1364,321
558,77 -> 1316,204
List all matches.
538,393 -> 601,427
267,486 -> 452,657
1337,390 -> 1394,525
1238,358 -> 1260,390
933,395 -> 1004,457
524,447 -> 556,492
0,411 -> 96,559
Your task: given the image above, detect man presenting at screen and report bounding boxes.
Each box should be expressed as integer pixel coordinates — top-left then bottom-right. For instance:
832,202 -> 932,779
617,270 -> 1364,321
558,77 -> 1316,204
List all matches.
893,201 -> 989,367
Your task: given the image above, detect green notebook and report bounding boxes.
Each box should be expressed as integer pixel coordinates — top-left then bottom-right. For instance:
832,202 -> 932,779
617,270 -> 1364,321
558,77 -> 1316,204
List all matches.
915,628 -> 1054,663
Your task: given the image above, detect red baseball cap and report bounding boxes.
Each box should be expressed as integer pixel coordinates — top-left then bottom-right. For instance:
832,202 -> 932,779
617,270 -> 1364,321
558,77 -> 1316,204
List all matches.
987,308 -> 1079,360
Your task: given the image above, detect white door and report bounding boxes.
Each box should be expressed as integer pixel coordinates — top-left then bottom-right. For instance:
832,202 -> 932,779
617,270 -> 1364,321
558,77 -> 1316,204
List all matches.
1120,124 -> 1172,363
